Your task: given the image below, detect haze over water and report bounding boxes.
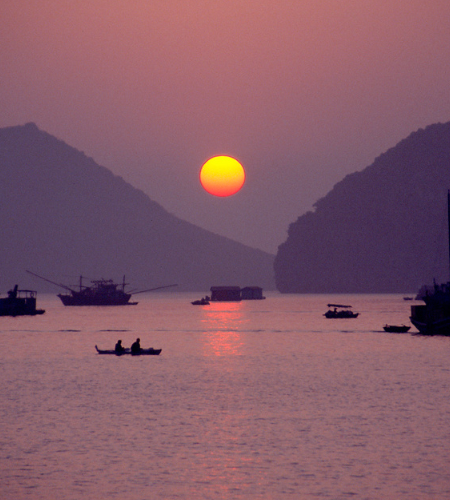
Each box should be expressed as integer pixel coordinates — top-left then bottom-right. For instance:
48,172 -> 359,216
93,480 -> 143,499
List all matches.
3,2 -> 450,252
2,293 -> 450,499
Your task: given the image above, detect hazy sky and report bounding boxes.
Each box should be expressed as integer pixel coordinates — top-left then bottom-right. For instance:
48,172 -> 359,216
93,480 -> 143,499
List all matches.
2,1 -> 450,253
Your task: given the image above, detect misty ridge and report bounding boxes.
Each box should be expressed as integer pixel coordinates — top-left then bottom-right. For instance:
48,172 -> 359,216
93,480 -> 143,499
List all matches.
1,121 -> 450,295
0,123 -> 275,292
275,122 -> 450,293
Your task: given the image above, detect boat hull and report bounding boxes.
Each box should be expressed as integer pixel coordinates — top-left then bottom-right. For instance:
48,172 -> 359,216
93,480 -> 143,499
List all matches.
0,308 -> 45,317
383,325 -> 411,333
59,294 -> 137,306
324,311 -> 359,318
410,317 -> 450,336
0,286 -> 45,316
410,302 -> 450,335
409,192 -> 450,336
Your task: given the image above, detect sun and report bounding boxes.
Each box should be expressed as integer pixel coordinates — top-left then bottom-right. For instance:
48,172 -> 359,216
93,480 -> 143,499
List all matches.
200,156 -> 245,197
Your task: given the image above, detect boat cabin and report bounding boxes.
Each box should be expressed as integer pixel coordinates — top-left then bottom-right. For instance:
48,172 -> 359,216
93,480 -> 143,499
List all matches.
209,286 -> 266,301
210,286 -> 242,302
240,286 -> 265,300
0,285 -> 45,316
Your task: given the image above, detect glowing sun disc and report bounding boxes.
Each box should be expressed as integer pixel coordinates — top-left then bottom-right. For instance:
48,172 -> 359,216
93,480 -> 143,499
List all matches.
200,156 -> 245,197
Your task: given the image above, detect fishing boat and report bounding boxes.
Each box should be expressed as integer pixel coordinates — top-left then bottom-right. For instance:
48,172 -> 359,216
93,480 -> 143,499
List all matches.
324,304 -> 359,318
59,277 -> 136,306
410,190 -> 450,335
0,285 -> 45,316
27,271 -> 177,306
383,324 -> 411,333
95,345 -> 161,355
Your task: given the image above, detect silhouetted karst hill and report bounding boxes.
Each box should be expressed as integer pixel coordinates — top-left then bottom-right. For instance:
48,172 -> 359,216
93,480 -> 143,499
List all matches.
274,122 -> 450,293
0,123 -> 275,291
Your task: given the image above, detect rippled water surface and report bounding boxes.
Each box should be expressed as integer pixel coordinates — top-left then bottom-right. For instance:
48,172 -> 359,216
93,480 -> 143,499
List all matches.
1,293 -> 450,499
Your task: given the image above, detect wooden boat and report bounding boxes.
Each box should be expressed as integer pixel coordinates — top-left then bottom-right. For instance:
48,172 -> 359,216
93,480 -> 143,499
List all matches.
95,345 -> 162,355
324,304 -> 359,318
383,324 -> 411,333
0,285 -> 45,316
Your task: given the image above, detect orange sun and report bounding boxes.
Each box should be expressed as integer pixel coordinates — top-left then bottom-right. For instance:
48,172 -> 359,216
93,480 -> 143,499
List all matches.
200,156 -> 245,197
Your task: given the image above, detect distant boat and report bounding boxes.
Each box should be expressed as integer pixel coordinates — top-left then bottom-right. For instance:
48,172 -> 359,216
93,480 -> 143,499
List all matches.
210,286 -> 242,302
383,324 -> 411,333
27,270 -> 177,306
208,286 -> 266,301
410,190 -> 450,335
0,285 -> 45,316
403,297 -> 414,301
324,304 -> 359,318
191,296 -> 210,305
59,276 -> 137,306
95,345 -> 161,355
240,286 -> 266,300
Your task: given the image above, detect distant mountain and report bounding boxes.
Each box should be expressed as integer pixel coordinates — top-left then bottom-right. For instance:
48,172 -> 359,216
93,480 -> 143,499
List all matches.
0,123 -> 275,292
274,122 -> 450,293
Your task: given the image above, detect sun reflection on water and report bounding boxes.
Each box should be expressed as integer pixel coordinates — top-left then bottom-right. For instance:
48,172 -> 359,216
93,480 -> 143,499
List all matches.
200,302 -> 246,356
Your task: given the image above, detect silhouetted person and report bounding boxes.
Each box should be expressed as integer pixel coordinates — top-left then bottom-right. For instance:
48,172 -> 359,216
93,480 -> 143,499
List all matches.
115,339 -> 125,354
131,337 -> 141,355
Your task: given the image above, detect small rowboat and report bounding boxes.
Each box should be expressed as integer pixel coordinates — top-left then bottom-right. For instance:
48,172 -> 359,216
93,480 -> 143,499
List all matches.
191,295 -> 210,305
383,324 -> 411,333
95,345 -> 162,355
191,298 -> 210,305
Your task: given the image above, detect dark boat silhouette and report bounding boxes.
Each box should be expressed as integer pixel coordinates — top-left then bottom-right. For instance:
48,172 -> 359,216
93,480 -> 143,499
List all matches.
191,296 -> 210,305
58,277 -> 136,306
95,345 -> 161,355
324,303 -> 359,318
0,285 -> 45,316
27,271 -> 177,306
410,280 -> 450,335
383,324 -> 411,333
410,190 -> 450,335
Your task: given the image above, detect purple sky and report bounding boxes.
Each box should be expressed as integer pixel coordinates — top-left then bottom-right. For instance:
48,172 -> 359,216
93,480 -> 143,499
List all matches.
2,1 -> 450,253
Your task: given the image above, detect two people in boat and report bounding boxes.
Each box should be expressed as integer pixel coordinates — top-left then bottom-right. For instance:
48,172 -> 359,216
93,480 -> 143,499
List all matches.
114,338 -> 142,354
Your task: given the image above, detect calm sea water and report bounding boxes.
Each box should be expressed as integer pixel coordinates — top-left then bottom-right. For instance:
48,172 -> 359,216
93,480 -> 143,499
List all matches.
1,292 -> 450,500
